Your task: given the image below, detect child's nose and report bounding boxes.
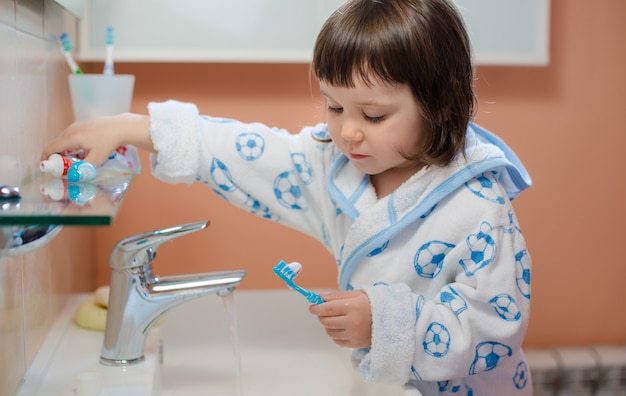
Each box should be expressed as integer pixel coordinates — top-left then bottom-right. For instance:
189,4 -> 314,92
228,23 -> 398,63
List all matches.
340,121 -> 363,142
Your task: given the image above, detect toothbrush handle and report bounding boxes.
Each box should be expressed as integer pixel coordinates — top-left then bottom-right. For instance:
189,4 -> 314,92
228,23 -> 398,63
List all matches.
289,282 -> 324,305
305,292 -> 324,305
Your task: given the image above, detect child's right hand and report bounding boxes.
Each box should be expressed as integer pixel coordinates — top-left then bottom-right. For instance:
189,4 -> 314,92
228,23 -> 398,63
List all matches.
309,290 -> 372,349
42,113 -> 152,167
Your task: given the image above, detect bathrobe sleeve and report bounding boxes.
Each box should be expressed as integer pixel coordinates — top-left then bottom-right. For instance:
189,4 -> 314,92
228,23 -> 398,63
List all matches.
355,177 -> 530,385
147,100 -> 336,242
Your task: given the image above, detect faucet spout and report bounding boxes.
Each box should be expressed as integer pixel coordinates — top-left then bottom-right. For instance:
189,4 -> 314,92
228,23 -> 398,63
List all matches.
100,221 -> 246,366
150,271 -> 245,295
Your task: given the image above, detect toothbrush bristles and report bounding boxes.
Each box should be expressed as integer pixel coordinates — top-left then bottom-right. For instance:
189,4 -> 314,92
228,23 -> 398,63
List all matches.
287,262 -> 302,274
273,261 -> 303,281
59,32 -> 73,51
106,26 -> 114,45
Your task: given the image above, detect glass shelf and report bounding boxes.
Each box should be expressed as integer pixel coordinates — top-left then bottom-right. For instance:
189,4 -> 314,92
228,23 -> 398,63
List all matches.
0,169 -> 134,226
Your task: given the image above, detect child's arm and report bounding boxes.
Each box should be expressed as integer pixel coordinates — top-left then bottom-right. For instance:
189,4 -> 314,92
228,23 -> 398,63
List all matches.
147,100 -> 337,241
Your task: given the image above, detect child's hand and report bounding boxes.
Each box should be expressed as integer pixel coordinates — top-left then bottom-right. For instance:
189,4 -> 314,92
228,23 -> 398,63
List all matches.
42,113 -> 151,167
309,290 -> 372,348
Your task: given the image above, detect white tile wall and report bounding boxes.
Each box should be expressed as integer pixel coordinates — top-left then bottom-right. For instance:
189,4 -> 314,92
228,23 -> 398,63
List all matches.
0,1 -> 96,394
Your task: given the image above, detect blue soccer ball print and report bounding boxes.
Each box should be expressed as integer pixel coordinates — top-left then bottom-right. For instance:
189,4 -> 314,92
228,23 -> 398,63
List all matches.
437,382 -> 472,394
439,286 -> 468,316
459,222 -> 496,276
414,240 -> 455,278
469,341 -> 512,375
503,208 -> 521,234
235,132 -> 265,161
465,171 -> 506,204
515,249 -> 531,299
489,294 -> 521,321
513,361 -> 529,390
243,194 -> 279,221
291,153 -> 313,185
210,158 -> 236,192
368,240 -> 389,257
423,322 -> 451,358
273,170 -> 306,210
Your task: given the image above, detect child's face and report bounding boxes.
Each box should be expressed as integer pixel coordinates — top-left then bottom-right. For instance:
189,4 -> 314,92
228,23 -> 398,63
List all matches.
319,75 -> 426,193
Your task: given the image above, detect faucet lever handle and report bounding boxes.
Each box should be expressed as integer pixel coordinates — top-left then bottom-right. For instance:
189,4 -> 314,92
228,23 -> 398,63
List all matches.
110,220 -> 209,269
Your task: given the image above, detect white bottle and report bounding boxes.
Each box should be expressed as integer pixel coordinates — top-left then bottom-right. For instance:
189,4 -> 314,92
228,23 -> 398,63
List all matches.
40,153 -> 97,182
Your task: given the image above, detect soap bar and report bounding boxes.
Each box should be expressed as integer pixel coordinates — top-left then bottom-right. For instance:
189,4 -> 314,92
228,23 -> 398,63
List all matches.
74,298 -> 107,331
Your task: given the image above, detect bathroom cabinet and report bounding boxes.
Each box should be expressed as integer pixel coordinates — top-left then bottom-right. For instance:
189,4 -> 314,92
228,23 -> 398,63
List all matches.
76,0 -> 550,66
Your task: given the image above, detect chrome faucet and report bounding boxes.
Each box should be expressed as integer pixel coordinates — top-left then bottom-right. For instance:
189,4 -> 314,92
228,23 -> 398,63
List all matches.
100,220 -> 246,366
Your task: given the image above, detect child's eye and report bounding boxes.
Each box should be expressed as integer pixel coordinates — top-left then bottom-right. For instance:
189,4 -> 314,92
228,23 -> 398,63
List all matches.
365,114 -> 385,123
328,106 -> 343,113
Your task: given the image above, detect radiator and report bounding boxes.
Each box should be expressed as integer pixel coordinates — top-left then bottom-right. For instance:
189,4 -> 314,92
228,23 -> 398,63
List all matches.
525,346 -> 626,396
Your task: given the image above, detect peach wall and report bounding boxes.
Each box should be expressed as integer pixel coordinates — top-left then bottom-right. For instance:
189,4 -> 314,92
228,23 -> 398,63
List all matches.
90,0 -> 626,348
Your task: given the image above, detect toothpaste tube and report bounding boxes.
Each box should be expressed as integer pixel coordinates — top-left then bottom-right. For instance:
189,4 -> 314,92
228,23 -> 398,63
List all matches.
101,145 -> 142,174
67,161 -> 97,182
40,153 -> 97,183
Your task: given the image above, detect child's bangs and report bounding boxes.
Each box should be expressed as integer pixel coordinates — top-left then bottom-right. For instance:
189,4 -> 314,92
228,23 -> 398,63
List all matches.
315,41 -> 399,88
313,6 -> 400,88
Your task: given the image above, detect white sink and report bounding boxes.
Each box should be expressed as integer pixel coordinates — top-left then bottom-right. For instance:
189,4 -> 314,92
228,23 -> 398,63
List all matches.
161,290 -> 356,395
159,290 -> 406,395
17,291 -> 406,396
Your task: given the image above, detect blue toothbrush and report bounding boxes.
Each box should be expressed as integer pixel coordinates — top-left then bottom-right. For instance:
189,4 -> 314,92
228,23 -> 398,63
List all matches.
103,26 -> 115,75
59,32 -> 82,74
273,260 -> 324,304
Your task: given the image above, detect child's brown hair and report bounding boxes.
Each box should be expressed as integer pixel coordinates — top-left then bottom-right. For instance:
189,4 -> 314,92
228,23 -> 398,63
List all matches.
313,0 -> 475,166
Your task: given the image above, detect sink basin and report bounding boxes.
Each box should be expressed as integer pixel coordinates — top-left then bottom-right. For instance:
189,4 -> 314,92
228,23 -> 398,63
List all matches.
159,290 -> 405,395
17,291 -> 406,396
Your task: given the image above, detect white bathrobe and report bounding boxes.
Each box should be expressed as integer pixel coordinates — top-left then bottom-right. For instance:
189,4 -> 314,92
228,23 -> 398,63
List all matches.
148,100 -> 533,395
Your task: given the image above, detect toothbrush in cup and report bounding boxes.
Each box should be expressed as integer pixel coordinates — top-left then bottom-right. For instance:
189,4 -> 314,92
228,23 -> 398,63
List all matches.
59,32 -> 82,75
103,26 -> 114,75
273,261 -> 324,304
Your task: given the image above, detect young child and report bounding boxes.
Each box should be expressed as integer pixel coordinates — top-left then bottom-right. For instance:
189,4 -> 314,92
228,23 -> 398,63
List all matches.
43,0 -> 533,394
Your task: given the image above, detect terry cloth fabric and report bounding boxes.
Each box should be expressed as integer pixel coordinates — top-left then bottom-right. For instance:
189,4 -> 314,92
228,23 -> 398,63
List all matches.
147,100 -> 533,395
148,100 -> 200,184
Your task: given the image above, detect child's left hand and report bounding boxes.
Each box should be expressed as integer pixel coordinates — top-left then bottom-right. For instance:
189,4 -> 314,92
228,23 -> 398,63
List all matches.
309,290 -> 372,348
